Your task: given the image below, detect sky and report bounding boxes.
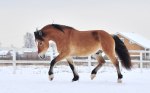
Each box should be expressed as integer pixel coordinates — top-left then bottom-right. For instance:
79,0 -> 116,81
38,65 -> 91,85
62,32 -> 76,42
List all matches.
0,0 -> 150,48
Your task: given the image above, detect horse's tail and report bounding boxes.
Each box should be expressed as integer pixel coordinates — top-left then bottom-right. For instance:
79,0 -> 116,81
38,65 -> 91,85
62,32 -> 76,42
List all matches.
112,35 -> 132,70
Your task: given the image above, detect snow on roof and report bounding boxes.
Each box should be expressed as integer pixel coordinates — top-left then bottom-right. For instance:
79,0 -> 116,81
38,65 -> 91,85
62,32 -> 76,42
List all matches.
115,32 -> 150,48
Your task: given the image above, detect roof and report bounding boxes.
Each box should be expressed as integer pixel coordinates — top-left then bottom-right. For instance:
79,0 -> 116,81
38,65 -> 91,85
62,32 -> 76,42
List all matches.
115,32 -> 150,49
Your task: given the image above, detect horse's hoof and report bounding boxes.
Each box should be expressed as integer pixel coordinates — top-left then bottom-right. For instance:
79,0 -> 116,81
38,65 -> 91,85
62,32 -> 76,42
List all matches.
49,74 -> 54,81
117,79 -> 122,83
72,79 -> 79,82
72,75 -> 79,82
91,74 -> 96,80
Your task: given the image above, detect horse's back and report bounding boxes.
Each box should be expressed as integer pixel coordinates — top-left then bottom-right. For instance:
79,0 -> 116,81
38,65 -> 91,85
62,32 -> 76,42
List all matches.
68,30 -> 113,56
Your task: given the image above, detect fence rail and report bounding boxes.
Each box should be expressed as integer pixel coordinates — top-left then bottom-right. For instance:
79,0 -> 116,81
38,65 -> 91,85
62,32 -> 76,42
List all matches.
0,48 -> 150,73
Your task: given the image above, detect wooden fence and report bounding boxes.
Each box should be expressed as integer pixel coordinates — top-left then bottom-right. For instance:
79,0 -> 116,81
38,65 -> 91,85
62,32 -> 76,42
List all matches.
0,48 -> 150,73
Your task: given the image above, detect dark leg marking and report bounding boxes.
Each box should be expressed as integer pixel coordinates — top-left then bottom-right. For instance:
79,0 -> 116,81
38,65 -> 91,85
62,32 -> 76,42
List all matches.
91,63 -> 104,74
67,58 -> 79,81
116,63 -> 123,83
118,73 -> 123,79
115,62 -> 123,79
48,58 -> 56,80
91,53 -> 105,80
68,63 -> 79,81
92,53 -> 105,74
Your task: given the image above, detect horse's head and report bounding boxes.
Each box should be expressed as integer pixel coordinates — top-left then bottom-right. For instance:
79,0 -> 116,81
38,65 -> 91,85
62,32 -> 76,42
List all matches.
34,29 -> 49,59
34,24 -> 70,59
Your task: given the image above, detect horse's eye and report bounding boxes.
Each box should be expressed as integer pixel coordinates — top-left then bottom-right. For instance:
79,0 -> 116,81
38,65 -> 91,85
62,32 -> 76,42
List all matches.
39,42 -> 43,46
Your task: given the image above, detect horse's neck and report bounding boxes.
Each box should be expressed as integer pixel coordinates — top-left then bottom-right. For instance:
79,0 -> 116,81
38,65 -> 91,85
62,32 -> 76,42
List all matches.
51,29 -> 74,50
51,32 -> 66,50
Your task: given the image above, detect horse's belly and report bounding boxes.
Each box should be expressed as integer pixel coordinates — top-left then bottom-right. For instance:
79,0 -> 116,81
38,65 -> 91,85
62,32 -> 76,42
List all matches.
71,44 -> 101,56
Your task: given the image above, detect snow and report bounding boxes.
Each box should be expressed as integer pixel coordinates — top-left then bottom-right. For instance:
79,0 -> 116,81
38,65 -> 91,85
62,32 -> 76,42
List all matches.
0,65 -> 150,93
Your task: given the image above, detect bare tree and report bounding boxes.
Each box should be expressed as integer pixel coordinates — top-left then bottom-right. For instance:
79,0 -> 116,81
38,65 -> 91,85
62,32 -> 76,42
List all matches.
23,32 -> 35,48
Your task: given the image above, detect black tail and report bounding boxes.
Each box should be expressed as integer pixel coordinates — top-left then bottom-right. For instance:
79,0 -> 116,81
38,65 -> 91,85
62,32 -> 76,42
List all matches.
112,35 -> 132,70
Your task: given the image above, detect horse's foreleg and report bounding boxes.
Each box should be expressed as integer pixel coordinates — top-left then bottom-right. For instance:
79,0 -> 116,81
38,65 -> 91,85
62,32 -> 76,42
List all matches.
48,58 -> 56,81
66,57 -> 79,81
48,54 -> 67,81
91,53 -> 105,80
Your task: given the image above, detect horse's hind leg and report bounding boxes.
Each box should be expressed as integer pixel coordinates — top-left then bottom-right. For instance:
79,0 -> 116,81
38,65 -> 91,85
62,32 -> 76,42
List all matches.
99,31 -> 122,82
66,57 -> 79,81
105,53 -> 123,82
110,56 -> 123,82
91,52 -> 105,80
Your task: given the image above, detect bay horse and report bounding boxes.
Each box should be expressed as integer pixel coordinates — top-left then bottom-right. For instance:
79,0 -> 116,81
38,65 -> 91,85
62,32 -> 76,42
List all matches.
34,24 -> 131,82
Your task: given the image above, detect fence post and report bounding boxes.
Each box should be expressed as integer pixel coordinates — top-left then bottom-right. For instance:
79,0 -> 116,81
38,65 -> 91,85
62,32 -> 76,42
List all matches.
12,49 -> 16,74
88,56 -> 91,71
140,52 -> 143,73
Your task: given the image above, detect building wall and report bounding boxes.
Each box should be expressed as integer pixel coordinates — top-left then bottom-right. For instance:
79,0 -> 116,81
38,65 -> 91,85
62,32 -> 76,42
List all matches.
117,34 -> 145,50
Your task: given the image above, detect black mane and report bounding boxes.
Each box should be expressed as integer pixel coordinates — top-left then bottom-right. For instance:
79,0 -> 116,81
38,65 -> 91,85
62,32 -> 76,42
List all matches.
51,24 -> 74,32
51,24 -> 64,32
34,24 -> 74,41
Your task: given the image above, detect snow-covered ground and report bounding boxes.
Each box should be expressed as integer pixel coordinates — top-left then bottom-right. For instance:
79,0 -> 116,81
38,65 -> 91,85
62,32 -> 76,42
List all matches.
0,65 -> 150,93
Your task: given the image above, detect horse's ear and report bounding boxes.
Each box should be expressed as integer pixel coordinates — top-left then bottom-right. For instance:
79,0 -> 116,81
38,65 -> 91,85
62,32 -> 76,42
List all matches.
38,30 -> 43,36
34,30 -> 44,41
34,31 -> 39,40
